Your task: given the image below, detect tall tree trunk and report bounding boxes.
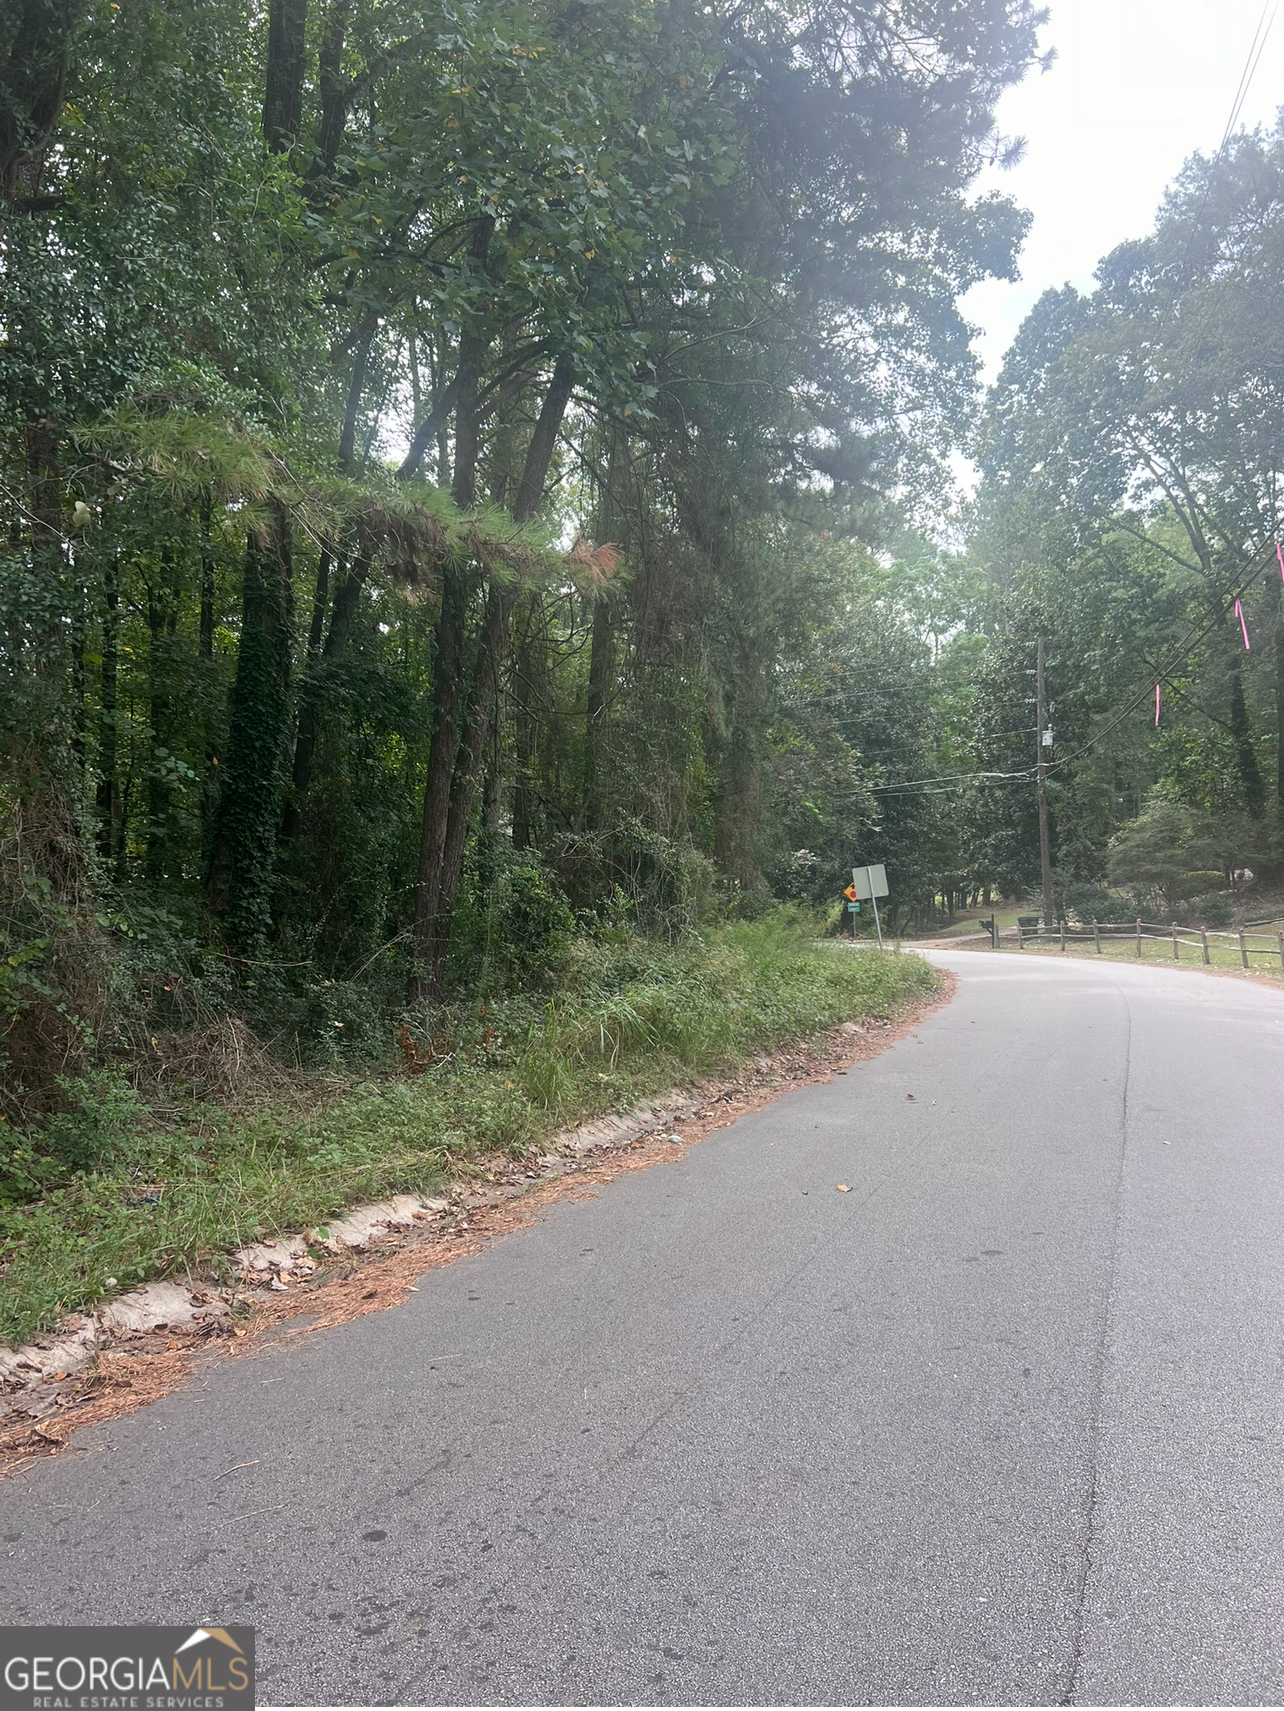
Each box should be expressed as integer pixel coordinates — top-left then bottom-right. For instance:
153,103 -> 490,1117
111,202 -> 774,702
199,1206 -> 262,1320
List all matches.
278,307 -> 375,841
396,375 -> 462,482
208,500 -> 294,946
407,561 -> 468,1001
281,550 -> 367,841
144,570 -> 173,881
312,0 -> 352,179
16,422 -> 80,894
24,422 -> 64,671
511,618 -> 537,850
407,355 -> 576,1003
404,231 -> 494,999
306,544 -> 332,657
1228,645 -> 1265,819
582,592 -> 612,831
96,554 -> 119,863
582,429 -> 624,829
198,489 -> 219,861
448,224 -> 494,512
262,0 -> 309,152
69,575 -> 86,773
1,0 -> 84,204
434,580 -> 508,960
713,724 -> 763,890
510,353 -> 575,522
482,693 -> 503,832
338,321 -> 376,471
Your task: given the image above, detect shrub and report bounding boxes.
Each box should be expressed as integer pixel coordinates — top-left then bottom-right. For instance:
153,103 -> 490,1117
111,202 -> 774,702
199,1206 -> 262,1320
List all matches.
1061,881 -> 1114,923
0,914 -> 937,1343
1193,891 -> 1234,927
448,838 -> 577,997
0,1069 -> 146,1203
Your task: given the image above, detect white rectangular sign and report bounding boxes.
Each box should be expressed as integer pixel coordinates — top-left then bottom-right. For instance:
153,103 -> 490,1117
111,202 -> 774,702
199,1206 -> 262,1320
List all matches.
852,863 -> 888,900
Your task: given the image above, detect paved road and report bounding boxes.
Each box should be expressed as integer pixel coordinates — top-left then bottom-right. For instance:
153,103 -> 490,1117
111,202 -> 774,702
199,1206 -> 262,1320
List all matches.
5,953 -> 1284,1706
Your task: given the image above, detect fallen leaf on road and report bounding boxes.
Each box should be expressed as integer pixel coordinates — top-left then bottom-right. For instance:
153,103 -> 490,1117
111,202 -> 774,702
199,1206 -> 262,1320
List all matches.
906,1094 -> 916,1101
835,1184 -> 851,1193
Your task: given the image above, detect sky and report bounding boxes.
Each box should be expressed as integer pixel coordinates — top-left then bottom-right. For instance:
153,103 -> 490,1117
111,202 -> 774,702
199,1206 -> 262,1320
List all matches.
961,0 -> 1284,385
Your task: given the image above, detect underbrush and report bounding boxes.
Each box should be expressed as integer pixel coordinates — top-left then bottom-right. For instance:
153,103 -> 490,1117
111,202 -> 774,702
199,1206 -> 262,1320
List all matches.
0,915 -> 936,1347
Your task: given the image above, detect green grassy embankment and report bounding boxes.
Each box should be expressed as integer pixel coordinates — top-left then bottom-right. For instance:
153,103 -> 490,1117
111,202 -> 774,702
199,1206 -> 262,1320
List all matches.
0,916 -> 938,1348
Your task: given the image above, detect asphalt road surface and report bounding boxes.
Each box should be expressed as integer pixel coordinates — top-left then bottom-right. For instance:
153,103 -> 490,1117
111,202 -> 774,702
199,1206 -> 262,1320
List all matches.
5,952 -> 1284,1706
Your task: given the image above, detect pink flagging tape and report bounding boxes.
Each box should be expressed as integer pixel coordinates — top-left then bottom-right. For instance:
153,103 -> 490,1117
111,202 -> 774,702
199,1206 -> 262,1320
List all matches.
1235,597 -> 1251,650
1276,542 -> 1284,582
1155,683 -> 1161,726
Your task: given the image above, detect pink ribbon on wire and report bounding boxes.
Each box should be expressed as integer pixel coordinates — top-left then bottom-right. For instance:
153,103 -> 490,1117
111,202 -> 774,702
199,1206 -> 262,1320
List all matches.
1155,683 -> 1161,726
1277,542 -> 1284,582
1235,597 -> 1251,650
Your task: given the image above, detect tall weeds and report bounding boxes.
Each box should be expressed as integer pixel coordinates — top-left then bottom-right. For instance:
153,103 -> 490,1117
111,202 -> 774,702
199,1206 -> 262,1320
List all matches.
0,916 -> 935,1346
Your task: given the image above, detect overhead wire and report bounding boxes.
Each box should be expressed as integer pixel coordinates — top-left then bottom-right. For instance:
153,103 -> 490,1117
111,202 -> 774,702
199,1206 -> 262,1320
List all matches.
1040,540 -> 1278,778
1221,0 -> 1277,151
819,18 -> 1283,812
832,541 -> 1281,802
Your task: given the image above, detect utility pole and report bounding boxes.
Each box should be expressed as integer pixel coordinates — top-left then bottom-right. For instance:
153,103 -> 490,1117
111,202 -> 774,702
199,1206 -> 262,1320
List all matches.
1036,635 -> 1055,929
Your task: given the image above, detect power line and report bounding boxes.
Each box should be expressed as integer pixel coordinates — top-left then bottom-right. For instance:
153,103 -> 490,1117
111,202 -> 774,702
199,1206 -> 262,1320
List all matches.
1174,0 -> 1279,287
846,16 -> 1283,814
1221,0 -> 1277,151
1042,542 -> 1277,779
828,542 -> 1280,803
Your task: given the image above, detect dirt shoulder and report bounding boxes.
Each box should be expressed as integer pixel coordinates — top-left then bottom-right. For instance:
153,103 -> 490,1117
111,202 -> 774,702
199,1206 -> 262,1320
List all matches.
0,973 -> 953,1478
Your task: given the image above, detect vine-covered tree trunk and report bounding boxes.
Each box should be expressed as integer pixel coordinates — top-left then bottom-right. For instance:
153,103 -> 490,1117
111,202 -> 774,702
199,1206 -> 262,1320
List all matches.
313,0 -> 353,181
197,490 -> 219,860
511,617 -> 538,850
207,499 -> 294,946
407,562 -> 467,1001
262,0 -> 308,152
12,422 -> 82,895
95,554 -> 120,864
582,430 -> 624,829
405,260 -> 492,1002
408,354 -> 575,1002
281,549 -> 368,842
1,0 -> 84,205
1228,639 -> 1265,819
436,579 -> 508,929
714,724 -> 764,891
144,569 -> 176,882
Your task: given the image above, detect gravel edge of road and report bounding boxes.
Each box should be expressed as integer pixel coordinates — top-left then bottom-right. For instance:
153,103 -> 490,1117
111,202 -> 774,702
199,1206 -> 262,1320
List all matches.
0,970 -> 955,1481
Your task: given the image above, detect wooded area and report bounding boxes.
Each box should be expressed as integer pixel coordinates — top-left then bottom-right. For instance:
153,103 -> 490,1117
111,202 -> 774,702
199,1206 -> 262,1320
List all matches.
0,0 -> 1042,1116
5,0 -> 1284,1136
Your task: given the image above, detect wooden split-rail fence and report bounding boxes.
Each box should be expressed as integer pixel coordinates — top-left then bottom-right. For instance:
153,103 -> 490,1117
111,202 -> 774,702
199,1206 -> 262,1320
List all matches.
950,918 -> 1284,969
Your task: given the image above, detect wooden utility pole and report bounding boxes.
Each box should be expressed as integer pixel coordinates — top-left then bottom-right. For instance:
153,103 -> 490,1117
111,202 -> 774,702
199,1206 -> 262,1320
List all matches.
1036,636 -> 1055,930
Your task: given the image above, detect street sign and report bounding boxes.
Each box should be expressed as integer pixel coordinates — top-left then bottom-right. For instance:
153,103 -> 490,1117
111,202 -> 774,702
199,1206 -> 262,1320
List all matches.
846,901 -> 861,912
843,883 -> 858,902
851,863 -> 888,900
852,863 -> 888,949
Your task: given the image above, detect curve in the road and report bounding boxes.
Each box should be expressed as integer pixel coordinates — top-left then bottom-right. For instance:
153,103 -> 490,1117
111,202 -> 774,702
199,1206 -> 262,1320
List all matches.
3,953 -> 1282,1707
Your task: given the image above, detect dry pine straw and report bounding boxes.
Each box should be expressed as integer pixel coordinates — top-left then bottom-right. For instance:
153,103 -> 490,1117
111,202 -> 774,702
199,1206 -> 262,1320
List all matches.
0,973 -> 954,1478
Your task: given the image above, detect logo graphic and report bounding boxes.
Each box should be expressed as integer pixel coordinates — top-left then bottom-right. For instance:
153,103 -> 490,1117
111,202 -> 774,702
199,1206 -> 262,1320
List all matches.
1,1625 -> 254,1711
174,1630 -> 245,1659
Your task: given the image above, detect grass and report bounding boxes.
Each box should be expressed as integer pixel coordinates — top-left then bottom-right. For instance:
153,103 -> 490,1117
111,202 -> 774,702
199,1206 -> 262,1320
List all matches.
0,916 -> 937,1349
906,905 -> 1025,940
954,931 -> 1284,980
